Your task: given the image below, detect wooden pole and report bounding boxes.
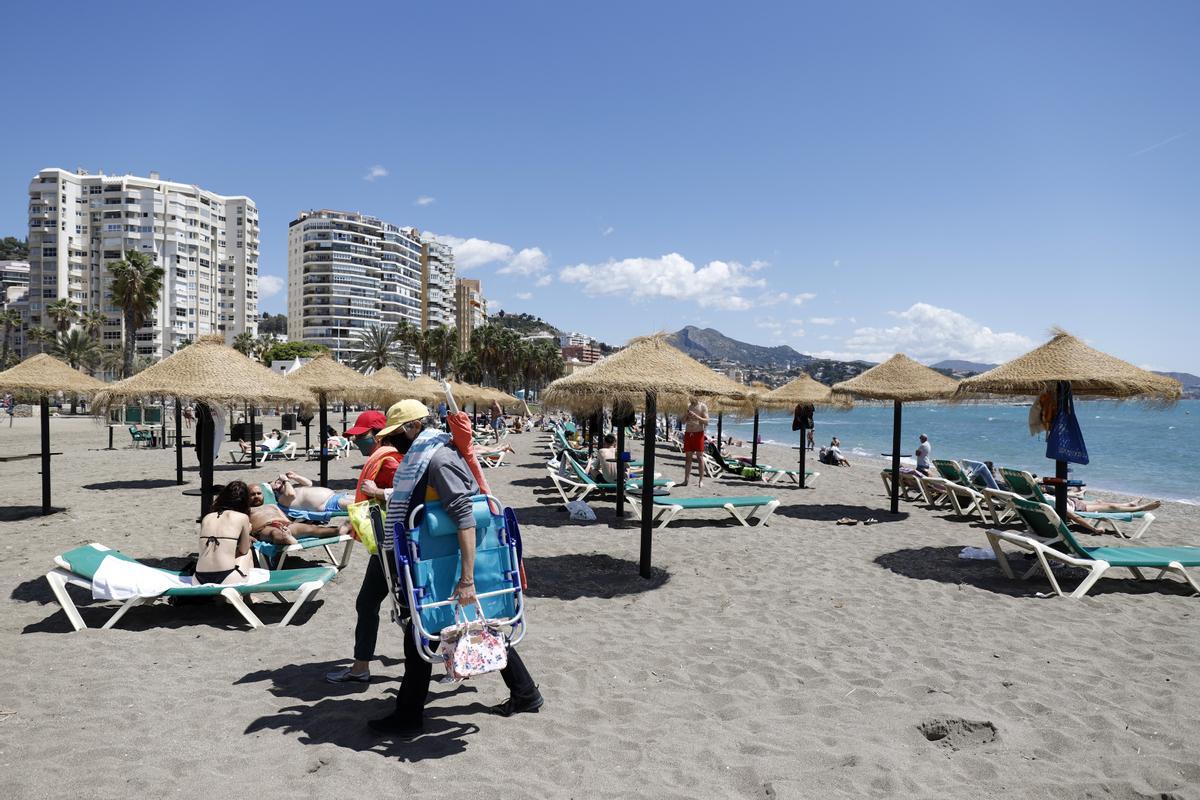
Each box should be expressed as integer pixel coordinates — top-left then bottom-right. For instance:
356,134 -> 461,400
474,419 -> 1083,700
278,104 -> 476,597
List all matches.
751,410 -> 760,468
716,412 -> 723,450
319,395 -> 329,488
160,396 -> 167,449
890,400 -> 902,514
249,404 -> 258,469
175,401 -> 184,485
640,392 -> 657,579
615,402 -> 626,519
40,395 -> 51,515
198,402 -> 214,520
798,411 -> 807,489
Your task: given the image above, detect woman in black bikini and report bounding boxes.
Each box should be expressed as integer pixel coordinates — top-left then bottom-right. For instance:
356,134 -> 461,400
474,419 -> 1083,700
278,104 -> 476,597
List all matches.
196,480 -> 254,585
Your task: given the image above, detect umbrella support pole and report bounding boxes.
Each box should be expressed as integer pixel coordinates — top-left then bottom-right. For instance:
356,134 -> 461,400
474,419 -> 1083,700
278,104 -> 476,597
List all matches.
160,398 -> 167,449
890,400 -> 902,514
798,425 -> 807,489
716,413 -> 723,450
751,411 -> 760,468
40,395 -> 51,515
319,396 -> 329,488
615,403 -> 626,520
1055,459 -> 1069,521
640,392 -> 657,579
198,403 -> 215,521
249,405 -> 257,469
175,402 -> 184,485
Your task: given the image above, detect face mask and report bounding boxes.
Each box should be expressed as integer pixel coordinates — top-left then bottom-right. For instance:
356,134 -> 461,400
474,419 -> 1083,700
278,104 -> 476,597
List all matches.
395,427 -> 419,454
355,434 -> 376,455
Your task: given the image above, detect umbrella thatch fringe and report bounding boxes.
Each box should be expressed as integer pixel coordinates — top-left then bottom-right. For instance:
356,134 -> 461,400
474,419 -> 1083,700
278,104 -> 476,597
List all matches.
832,353 -> 958,402
0,353 -> 106,400
286,353 -> 387,405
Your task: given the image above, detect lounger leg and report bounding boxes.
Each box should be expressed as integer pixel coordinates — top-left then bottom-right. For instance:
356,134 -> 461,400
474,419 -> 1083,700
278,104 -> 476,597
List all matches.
1068,562 -> 1110,599
984,532 -> 1017,579
333,539 -> 354,570
220,588 -> 265,629
654,506 -> 681,529
723,504 -> 751,527
101,596 -> 150,629
754,500 -> 780,527
279,581 -> 323,626
1033,550 -> 1066,597
1165,563 -> 1200,595
1129,513 -> 1155,540
45,569 -> 87,632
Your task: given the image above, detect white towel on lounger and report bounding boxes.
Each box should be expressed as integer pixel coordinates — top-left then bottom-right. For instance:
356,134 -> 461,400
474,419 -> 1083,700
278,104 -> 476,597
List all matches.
91,557 -> 269,600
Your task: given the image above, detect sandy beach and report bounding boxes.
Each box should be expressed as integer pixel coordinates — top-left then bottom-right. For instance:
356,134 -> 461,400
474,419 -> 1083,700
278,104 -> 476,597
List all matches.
3,414 -> 1199,799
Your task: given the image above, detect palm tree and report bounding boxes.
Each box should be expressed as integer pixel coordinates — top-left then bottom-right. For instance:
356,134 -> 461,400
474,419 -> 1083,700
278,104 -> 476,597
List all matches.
232,331 -> 256,356
254,333 -> 275,362
26,326 -> 55,354
426,325 -> 459,378
99,346 -> 124,375
0,308 -> 21,364
52,330 -> 101,413
350,324 -> 400,372
393,319 -> 417,376
109,249 -> 165,378
79,310 -> 108,338
46,298 -> 78,333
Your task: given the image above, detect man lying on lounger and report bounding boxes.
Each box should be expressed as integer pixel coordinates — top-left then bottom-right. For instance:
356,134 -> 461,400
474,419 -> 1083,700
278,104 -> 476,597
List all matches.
247,481 -> 350,546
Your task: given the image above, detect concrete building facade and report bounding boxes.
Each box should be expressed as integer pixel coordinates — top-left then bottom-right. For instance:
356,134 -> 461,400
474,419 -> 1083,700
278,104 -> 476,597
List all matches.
420,236 -> 456,330
454,277 -> 488,351
24,168 -> 259,362
286,210 -> 423,362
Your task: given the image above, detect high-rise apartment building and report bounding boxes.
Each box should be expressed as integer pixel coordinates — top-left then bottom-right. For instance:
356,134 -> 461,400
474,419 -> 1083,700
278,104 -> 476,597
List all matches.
455,277 -> 488,351
24,168 -> 259,362
420,236 -> 456,331
1,260 -> 30,306
286,210 -> 423,362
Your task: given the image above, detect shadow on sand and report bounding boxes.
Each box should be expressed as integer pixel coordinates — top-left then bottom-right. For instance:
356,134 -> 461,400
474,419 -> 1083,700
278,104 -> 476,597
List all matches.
774,503 -> 910,525
0,506 -> 65,522
523,553 -> 668,600
874,545 -> 1198,598
83,478 -> 182,491
239,659 -> 484,761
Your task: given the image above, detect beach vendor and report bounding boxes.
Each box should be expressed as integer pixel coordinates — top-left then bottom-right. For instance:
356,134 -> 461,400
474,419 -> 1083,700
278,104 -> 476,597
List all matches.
325,408 -> 407,685
367,401 -> 543,738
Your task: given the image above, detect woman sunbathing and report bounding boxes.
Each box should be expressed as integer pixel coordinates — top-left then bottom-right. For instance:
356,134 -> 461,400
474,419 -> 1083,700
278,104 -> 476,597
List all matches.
196,481 -> 254,585
1067,496 -> 1161,533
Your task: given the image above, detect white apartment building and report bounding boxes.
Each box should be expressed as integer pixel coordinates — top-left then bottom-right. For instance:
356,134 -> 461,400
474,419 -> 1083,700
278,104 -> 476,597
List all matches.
559,331 -> 592,348
24,168 -> 259,362
420,236 -> 456,330
1,260 -> 30,306
287,210 -> 423,362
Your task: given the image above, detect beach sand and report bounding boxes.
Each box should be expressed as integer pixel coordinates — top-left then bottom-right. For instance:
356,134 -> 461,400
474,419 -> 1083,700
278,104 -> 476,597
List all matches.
2,415 -> 1199,799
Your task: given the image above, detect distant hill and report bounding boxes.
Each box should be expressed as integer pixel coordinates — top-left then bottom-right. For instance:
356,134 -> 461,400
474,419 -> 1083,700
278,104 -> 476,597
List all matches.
490,311 -> 562,338
667,326 -> 810,368
1155,371 -> 1200,389
931,359 -> 997,374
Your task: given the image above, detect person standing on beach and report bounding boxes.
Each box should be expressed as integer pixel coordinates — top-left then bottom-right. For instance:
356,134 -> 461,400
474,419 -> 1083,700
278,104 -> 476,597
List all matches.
326,408 -> 406,685
914,434 -> 932,476
368,402 -> 543,738
681,396 -> 709,487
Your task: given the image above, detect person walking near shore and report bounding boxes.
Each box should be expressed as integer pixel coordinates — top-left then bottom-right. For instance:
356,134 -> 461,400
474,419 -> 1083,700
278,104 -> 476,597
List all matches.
681,395 -> 709,487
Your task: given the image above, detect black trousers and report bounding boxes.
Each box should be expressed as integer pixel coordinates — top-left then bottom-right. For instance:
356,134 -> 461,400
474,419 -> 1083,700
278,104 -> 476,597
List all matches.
353,553 -> 391,662
392,619 -> 538,722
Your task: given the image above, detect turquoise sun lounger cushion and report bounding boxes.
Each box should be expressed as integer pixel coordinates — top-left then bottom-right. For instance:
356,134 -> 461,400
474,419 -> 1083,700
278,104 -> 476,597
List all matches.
253,535 -> 348,564
652,495 -> 776,508
59,544 -> 336,596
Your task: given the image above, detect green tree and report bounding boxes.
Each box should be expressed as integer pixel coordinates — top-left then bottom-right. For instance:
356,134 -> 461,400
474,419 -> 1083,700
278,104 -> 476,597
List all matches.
26,326 -> 55,354
0,308 -> 21,364
109,250 -> 165,378
259,340 -> 327,365
427,325 -> 459,378
350,324 -> 400,372
46,298 -> 79,333
79,310 -> 108,338
232,331 -> 256,356
0,237 -> 28,260
52,330 -> 101,412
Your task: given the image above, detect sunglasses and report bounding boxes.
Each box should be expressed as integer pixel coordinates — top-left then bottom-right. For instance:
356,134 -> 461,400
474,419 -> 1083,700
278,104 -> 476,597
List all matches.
402,420 -> 423,431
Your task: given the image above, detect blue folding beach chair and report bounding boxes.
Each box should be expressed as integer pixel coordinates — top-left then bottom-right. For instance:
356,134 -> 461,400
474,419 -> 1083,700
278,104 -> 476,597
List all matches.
379,494 -> 527,664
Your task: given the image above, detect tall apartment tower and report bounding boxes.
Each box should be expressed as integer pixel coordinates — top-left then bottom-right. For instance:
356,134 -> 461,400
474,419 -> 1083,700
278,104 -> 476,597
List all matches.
454,277 -> 488,352
420,236 -> 456,330
287,210 -> 423,362
24,168 -> 259,363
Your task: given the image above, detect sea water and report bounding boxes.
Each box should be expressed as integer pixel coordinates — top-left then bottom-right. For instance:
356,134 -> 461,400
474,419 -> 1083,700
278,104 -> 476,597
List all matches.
716,399 -> 1200,504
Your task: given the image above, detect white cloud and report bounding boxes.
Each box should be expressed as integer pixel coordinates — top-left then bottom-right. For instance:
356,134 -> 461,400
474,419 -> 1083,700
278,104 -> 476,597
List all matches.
602,226 -> 615,237
808,317 -> 838,326
792,292 -> 817,306
791,327 -> 806,338
414,195 -> 435,206
812,303 -> 1034,363
502,247 -> 548,276
757,291 -> 791,307
558,252 -> 766,311
515,291 -> 533,300
535,275 -> 553,287
833,259 -> 841,268
427,233 -> 549,277
258,275 -> 284,297
363,165 -> 388,182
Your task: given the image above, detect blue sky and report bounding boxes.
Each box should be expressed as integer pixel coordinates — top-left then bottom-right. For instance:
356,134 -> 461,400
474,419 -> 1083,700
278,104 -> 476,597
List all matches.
3,1 -> 1198,371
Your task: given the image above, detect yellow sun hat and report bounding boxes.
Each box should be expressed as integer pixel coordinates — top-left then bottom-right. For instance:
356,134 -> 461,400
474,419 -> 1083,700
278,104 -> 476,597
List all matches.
378,399 -> 431,436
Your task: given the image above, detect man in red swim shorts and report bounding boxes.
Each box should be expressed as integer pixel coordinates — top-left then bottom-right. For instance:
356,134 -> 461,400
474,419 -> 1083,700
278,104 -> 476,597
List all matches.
681,395 -> 709,487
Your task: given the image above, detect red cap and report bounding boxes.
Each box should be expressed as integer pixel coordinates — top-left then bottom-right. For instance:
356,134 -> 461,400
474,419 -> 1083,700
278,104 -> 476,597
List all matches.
345,410 -> 388,436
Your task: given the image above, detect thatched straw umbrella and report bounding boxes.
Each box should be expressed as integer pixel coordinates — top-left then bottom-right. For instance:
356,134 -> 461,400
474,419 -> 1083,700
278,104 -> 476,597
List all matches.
955,329 -> 1182,519
370,366 -> 439,407
542,335 -> 756,578
0,354 -> 106,515
286,353 -> 381,487
760,373 -> 845,488
94,335 -> 315,517
832,354 -> 959,514
407,375 -> 446,407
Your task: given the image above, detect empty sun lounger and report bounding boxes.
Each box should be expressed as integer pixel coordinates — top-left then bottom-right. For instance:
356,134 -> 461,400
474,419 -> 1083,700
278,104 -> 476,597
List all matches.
44,543 -> 337,630
928,459 -> 988,521
651,495 -> 780,529
984,497 -> 1200,598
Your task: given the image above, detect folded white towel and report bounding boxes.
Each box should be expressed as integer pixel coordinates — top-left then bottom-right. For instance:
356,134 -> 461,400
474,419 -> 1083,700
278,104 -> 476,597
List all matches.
91,557 -> 270,600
